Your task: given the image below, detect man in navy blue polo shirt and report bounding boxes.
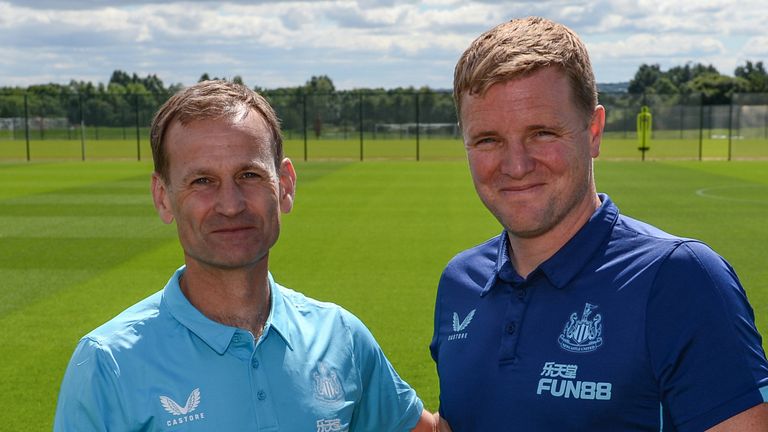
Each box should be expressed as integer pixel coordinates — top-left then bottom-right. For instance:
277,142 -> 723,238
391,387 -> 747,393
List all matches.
54,81 -> 439,431
430,17 -> 768,431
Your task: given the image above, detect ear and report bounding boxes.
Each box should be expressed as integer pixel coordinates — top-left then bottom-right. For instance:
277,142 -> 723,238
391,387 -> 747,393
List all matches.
278,158 -> 297,214
588,105 -> 605,158
151,173 -> 175,224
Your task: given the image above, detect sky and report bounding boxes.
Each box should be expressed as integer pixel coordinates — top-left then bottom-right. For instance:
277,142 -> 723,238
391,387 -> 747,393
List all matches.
1,0 -> 767,90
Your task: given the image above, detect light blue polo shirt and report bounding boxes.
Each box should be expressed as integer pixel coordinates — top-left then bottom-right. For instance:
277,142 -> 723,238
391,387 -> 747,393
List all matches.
55,267 -> 423,431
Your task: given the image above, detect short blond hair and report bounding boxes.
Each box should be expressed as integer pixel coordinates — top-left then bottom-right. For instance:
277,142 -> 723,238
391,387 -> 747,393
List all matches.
454,16 -> 597,122
150,80 -> 283,180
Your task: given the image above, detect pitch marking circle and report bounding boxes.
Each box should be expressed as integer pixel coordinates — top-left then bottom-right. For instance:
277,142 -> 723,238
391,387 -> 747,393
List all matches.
695,185 -> 768,204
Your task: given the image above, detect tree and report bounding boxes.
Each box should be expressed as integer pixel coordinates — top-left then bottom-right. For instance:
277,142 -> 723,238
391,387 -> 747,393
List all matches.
651,77 -> 679,95
685,73 -> 751,104
304,75 -> 335,93
735,61 -> 768,92
628,64 -> 662,94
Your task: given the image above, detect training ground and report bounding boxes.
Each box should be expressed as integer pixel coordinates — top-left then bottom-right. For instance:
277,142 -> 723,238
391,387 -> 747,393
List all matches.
1,158 -> 767,430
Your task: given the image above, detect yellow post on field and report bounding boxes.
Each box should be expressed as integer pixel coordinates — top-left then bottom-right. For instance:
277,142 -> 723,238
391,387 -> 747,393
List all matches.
637,105 -> 652,161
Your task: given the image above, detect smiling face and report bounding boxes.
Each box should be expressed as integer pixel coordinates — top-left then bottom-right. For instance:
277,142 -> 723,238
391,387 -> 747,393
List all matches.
460,67 -> 604,241
151,111 -> 296,272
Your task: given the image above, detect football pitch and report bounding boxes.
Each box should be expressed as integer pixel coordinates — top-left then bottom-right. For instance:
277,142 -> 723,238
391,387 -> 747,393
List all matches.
1,160 -> 767,430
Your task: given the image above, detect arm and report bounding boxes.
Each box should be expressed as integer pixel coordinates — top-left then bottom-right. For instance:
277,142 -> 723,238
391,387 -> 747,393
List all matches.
342,310 -> 426,432
54,338 -> 125,431
648,242 -> 768,431
707,403 -> 768,432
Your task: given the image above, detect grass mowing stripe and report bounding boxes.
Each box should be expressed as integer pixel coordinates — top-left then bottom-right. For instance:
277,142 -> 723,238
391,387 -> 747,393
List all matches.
0,242 -> 182,431
1,160 -> 767,430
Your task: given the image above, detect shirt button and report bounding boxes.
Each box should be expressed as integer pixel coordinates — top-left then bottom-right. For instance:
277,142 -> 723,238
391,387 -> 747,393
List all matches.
251,358 -> 260,369
232,335 -> 240,343
257,390 -> 267,401
506,323 -> 516,334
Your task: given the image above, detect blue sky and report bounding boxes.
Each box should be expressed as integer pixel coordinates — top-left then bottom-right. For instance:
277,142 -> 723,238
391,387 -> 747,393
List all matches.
1,0 -> 766,89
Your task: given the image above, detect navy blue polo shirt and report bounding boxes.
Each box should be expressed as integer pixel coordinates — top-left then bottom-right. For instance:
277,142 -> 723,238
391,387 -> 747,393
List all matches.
430,194 -> 768,431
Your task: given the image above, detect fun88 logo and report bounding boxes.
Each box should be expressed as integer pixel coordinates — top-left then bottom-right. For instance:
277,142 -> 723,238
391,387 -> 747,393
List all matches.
536,362 -> 612,401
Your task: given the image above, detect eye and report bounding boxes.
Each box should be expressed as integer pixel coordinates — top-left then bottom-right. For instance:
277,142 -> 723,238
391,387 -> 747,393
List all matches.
472,136 -> 499,147
241,171 -> 262,179
191,177 -> 211,185
533,129 -> 559,139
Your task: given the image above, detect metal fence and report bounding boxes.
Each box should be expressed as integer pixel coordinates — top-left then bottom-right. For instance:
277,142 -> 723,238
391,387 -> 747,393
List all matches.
1,90 -> 767,162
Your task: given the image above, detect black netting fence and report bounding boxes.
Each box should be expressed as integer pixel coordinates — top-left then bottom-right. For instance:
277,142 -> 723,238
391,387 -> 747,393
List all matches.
1,90 -> 766,161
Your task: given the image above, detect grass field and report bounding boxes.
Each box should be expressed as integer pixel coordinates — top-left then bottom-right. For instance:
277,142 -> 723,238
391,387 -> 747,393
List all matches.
1,160 -> 767,430
2,135 -> 767,162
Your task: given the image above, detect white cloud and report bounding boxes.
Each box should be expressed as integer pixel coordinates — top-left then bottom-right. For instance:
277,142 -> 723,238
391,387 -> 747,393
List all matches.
0,0 -> 765,88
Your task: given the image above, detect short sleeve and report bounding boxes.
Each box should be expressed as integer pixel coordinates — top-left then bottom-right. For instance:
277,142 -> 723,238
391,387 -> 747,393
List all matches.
343,311 -> 424,432
647,242 -> 768,432
54,337 -> 126,432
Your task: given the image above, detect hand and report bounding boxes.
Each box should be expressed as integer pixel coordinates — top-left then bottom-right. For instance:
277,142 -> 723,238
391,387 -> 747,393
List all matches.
434,412 -> 452,432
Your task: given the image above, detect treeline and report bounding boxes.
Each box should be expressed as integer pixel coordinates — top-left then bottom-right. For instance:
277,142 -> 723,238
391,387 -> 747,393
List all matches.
0,71 -> 457,131
628,61 -> 768,104
1,61 -> 766,130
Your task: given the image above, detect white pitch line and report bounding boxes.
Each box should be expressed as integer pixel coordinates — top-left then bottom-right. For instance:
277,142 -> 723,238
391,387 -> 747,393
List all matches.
694,185 -> 768,204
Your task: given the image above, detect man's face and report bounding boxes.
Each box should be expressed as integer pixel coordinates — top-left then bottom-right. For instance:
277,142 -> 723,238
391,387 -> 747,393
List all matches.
152,112 -> 295,271
460,67 -> 604,240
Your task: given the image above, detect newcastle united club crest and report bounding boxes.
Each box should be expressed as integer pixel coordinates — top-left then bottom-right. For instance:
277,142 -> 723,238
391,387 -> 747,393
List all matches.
312,362 -> 345,404
558,303 -> 603,353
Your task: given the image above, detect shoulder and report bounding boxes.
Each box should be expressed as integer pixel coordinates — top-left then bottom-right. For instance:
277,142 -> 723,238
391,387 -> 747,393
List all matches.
276,284 -> 372,338
445,234 -> 501,271
441,234 -> 501,284
613,213 -> 688,244
81,290 -> 164,356
654,240 -> 743,301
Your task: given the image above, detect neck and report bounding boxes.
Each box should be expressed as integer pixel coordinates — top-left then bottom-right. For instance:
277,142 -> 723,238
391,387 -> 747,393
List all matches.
180,260 -> 272,340
508,193 -> 601,278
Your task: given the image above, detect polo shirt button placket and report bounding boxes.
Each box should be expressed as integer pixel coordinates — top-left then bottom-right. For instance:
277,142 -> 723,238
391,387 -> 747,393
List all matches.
506,323 -> 516,335
516,287 -> 526,301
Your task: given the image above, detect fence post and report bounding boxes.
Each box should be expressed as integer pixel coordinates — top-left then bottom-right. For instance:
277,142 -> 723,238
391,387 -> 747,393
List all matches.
79,93 -> 86,161
302,93 -> 308,162
24,92 -> 30,162
698,99 -> 703,161
359,92 -> 364,161
134,93 -> 141,161
727,99 -> 733,161
415,93 -> 420,161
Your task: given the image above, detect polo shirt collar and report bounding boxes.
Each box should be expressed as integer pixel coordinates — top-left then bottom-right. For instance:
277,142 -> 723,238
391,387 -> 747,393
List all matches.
481,194 -> 618,295
162,267 -> 294,355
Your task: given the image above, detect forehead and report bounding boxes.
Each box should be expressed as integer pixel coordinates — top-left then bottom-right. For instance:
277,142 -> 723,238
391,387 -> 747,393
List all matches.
460,68 -> 574,121
164,112 -> 274,173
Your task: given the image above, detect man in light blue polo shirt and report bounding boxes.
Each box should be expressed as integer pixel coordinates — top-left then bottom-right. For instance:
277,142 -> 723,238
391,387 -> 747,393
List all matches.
430,17 -> 768,431
54,80 -> 438,431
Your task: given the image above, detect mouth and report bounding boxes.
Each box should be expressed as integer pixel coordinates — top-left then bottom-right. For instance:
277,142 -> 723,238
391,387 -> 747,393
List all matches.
499,183 -> 544,193
211,226 -> 257,235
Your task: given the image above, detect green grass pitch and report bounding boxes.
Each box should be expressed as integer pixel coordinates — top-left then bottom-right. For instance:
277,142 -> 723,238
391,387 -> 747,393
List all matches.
1,160 -> 767,430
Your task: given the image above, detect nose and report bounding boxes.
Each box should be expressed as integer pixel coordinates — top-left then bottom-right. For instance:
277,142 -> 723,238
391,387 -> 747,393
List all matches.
214,179 -> 246,216
499,139 -> 535,179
